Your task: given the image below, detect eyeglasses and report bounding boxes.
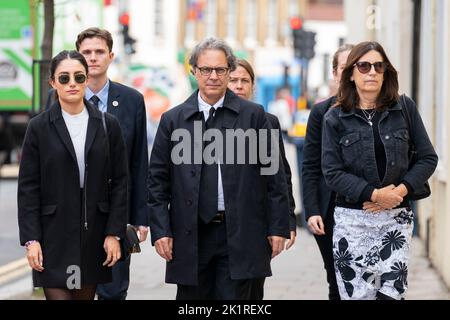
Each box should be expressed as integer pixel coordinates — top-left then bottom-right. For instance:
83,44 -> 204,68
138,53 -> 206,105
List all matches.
196,66 -> 230,76
353,61 -> 387,74
57,73 -> 87,84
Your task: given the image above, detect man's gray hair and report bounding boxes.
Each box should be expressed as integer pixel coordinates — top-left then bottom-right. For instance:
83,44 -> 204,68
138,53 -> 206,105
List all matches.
189,37 -> 237,71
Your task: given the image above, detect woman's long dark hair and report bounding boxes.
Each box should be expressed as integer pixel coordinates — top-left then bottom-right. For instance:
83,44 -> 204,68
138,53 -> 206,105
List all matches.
335,41 -> 399,112
49,50 -> 89,101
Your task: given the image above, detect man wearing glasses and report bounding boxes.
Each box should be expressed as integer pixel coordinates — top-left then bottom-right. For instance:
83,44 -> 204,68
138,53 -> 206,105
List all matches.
148,37 -> 290,299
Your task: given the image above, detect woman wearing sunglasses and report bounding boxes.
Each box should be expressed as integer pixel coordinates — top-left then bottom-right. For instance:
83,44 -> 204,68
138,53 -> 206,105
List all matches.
18,50 -> 128,300
322,41 -> 437,300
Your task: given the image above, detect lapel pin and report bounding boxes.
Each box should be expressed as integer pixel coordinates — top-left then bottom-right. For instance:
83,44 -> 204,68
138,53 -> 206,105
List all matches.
112,100 -> 119,107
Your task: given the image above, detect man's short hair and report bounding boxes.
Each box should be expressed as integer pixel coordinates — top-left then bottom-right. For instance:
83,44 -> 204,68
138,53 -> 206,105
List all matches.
189,37 -> 237,71
76,27 -> 113,52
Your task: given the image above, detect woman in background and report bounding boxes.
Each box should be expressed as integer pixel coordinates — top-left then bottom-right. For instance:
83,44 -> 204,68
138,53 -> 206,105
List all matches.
302,44 -> 354,300
228,58 -> 296,299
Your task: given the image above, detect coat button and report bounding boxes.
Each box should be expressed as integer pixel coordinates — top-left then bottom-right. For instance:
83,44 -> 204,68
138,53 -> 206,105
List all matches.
385,135 -> 390,140
345,139 -> 349,144
391,161 -> 395,166
190,170 -> 196,177
186,199 -> 192,206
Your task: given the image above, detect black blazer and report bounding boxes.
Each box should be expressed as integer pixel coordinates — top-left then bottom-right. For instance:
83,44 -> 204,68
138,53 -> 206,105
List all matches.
18,100 -> 128,287
148,89 -> 290,285
105,81 -> 148,226
302,96 -> 335,220
46,81 -> 148,226
266,113 -> 296,232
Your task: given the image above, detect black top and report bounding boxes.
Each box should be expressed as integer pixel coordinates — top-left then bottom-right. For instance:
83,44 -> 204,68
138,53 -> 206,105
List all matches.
359,109 -> 386,182
336,109 -> 388,209
302,96 -> 336,220
323,97 -> 438,212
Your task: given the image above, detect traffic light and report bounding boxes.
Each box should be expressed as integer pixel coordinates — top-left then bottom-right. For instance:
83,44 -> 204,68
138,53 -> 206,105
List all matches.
293,28 -> 307,59
119,12 -> 137,55
303,31 -> 316,60
291,16 -> 316,60
290,16 -> 303,30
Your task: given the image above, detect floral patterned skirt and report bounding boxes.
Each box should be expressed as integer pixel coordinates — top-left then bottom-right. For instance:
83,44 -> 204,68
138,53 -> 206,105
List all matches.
333,206 -> 414,300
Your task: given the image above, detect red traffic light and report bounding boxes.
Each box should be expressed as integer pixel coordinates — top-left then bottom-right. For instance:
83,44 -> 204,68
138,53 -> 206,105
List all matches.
119,12 -> 130,26
290,16 -> 303,30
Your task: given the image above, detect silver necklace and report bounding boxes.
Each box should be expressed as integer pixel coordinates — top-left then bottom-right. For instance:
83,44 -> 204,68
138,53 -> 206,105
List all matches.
361,108 -> 376,126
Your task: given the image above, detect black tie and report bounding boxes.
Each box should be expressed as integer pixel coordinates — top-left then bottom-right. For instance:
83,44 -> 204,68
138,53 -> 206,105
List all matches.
206,107 -> 216,127
90,95 -> 100,109
198,107 -> 219,224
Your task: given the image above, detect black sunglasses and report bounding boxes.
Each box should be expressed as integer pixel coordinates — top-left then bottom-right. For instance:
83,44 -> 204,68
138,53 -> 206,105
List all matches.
353,61 -> 386,74
57,73 -> 87,84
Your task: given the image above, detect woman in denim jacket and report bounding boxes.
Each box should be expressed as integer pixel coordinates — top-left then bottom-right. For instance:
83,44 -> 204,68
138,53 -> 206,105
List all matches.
321,41 -> 438,300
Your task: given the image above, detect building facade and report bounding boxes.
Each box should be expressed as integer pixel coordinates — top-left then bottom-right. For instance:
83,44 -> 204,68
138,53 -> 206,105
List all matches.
177,0 -> 346,107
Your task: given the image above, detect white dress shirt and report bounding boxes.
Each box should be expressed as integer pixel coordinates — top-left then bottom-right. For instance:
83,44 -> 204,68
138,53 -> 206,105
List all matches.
85,80 -> 110,113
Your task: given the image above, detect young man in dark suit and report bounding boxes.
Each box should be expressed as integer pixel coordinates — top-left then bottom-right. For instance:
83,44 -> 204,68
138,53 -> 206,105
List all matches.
75,28 -> 148,300
148,37 -> 290,299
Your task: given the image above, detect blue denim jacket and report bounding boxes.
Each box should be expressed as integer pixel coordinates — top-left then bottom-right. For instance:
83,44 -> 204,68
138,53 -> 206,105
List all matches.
321,95 -> 438,203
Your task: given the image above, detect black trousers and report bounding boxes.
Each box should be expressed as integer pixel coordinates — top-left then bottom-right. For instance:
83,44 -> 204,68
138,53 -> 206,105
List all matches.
96,256 -> 130,300
249,278 -> 265,300
313,205 -> 340,300
176,219 -> 253,300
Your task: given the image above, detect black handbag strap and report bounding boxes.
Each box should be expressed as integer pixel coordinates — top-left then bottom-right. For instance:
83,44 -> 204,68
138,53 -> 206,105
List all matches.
101,112 -> 112,197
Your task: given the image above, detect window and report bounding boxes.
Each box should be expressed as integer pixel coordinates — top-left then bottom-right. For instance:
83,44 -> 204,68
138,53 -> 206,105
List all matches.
185,21 -> 195,48
226,0 -> 237,41
266,0 -> 278,44
289,0 -> 299,17
245,0 -> 257,47
205,0 -> 217,37
154,0 -> 164,38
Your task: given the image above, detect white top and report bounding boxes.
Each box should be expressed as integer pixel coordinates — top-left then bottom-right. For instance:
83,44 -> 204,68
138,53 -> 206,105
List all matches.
198,92 -> 225,211
62,107 -> 89,187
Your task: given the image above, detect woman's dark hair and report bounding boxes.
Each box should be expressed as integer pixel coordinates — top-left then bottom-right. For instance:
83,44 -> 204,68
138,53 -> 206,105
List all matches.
332,43 -> 354,72
49,50 -> 88,101
236,58 -> 255,85
49,50 -> 88,80
335,41 -> 399,112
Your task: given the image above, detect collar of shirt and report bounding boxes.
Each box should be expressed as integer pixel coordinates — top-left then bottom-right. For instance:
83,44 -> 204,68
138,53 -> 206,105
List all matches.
197,92 -> 225,121
85,80 -> 110,112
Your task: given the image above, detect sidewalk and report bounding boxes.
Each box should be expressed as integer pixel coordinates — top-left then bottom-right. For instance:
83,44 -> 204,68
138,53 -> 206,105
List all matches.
1,226 -> 448,300
1,143 -> 448,300
125,230 -> 450,300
